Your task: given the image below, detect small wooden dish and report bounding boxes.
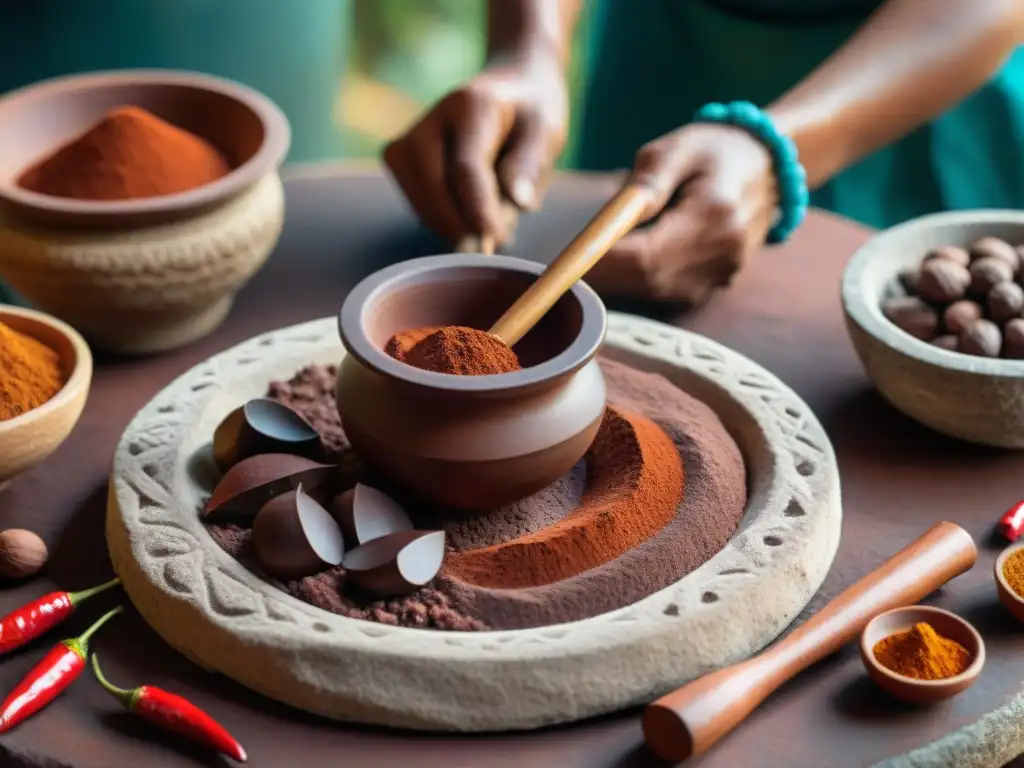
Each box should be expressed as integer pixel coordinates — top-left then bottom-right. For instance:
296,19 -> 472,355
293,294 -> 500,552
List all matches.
0,305 -> 92,486
860,606 -> 985,705
994,544 -> 1024,622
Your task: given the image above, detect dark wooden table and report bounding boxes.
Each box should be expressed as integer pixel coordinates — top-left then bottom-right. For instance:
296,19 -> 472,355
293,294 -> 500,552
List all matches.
1,166 -> 1023,768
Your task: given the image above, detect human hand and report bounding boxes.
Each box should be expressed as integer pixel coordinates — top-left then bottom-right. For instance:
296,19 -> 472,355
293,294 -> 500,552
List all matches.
383,58 -> 568,247
586,123 -> 780,305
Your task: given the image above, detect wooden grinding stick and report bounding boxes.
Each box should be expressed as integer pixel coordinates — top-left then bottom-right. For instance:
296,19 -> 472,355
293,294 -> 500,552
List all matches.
455,199 -> 520,255
342,530 -> 446,597
642,521 -> 977,762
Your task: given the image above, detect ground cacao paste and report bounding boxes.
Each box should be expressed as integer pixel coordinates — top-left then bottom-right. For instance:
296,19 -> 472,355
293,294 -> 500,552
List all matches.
206,358 -> 747,631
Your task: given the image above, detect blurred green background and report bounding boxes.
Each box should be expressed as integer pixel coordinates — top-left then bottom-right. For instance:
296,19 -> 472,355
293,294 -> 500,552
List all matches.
343,0 -> 592,166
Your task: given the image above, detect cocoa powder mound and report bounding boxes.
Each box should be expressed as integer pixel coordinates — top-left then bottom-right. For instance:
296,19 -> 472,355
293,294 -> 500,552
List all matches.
18,106 -> 230,201
204,358 -> 747,631
392,326 -> 521,375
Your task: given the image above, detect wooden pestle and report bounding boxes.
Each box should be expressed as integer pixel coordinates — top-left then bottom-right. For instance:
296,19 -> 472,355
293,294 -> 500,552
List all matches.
643,521 -> 977,763
455,199 -> 522,255
488,183 -> 655,347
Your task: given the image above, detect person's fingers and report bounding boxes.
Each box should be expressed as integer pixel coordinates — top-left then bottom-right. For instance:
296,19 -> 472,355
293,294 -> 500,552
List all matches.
383,117 -> 466,243
584,230 -> 653,299
448,90 -> 514,242
496,110 -> 561,211
629,132 -> 704,221
592,190 -> 713,302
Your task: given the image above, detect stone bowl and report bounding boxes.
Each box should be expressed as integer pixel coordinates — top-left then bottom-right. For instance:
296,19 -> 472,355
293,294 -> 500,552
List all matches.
0,305 -> 92,488
842,210 -> 1024,448
0,70 -> 290,354
107,314 -> 842,731
336,254 -> 608,511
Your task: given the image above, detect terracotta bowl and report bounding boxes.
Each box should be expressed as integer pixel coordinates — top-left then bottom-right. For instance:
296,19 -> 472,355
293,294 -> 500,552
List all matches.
994,543 -> 1024,622
0,70 -> 290,354
842,210 -> 1024,448
336,254 -> 607,511
0,305 -> 92,487
860,606 -> 985,705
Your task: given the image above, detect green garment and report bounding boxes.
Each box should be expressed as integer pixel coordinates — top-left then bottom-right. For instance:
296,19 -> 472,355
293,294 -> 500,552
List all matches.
0,0 -> 349,164
575,0 -> 1024,229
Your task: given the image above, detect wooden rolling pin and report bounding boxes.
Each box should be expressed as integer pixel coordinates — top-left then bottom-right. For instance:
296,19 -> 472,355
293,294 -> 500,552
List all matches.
643,521 -> 977,763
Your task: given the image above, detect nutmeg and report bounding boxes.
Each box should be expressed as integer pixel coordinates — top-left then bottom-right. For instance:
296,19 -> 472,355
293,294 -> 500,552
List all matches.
988,281 -> 1024,324
924,245 -> 970,268
969,237 -> 1019,274
969,257 -> 1014,297
1004,318 -> 1024,359
882,296 -> 939,341
930,335 -> 959,352
917,259 -> 970,304
959,318 -> 1002,358
0,529 -> 48,580
942,300 -> 983,336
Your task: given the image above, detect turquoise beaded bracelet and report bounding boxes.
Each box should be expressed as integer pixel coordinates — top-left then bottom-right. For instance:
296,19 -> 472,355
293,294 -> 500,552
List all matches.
692,101 -> 809,244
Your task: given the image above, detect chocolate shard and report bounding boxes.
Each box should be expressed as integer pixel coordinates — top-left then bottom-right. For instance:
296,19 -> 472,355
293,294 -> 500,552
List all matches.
251,484 -> 345,581
212,398 -> 322,472
202,453 -> 336,520
331,483 -> 413,548
342,530 -> 445,597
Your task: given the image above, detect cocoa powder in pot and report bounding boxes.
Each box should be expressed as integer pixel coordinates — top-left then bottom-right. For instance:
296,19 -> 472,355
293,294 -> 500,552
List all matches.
386,326 -> 520,375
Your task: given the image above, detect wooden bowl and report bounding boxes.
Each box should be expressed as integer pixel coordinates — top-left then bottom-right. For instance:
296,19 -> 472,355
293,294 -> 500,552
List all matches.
842,210 -> 1024,448
994,543 -> 1024,622
0,305 -> 92,486
0,70 -> 290,353
860,606 -> 985,705
336,254 -> 608,511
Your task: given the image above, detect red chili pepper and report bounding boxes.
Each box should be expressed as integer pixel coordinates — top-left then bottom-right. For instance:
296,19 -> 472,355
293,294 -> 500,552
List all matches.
0,577 -> 121,656
91,654 -> 247,763
0,606 -> 122,733
998,501 -> 1024,542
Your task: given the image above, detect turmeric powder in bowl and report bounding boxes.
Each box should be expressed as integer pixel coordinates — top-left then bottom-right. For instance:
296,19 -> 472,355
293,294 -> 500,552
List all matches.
1002,547 -> 1024,598
0,321 -> 64,421
872,622 -> 972,681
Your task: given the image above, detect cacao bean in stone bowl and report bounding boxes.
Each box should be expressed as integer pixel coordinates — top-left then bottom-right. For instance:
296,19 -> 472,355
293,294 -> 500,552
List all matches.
842,210 -> 1024,448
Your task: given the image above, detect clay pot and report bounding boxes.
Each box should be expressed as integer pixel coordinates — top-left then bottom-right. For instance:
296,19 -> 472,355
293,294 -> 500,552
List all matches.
336,254 -> 607,511
0,70 -> 290,354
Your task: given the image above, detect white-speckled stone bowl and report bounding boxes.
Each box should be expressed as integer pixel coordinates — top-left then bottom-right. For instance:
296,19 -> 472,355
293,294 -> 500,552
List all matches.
842,210 -> 1024,448
107,313 -> 842,731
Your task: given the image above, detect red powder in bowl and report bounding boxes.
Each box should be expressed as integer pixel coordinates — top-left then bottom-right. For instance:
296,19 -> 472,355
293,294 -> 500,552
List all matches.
18,106 -> 230,201
385,326 -> 520,376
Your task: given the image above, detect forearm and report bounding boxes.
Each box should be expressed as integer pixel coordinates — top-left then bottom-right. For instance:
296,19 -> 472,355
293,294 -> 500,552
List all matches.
486,0 -> 583,69
768,0 -> 1024,188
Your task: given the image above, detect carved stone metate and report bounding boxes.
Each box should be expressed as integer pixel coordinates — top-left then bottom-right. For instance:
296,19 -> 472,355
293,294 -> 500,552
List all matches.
107,313 -> 842,731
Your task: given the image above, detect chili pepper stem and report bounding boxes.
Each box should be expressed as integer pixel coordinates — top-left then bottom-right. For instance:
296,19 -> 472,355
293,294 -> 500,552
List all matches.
64,606 -> 123,659
90,653 -> 137,710
68,577 -> 121,607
